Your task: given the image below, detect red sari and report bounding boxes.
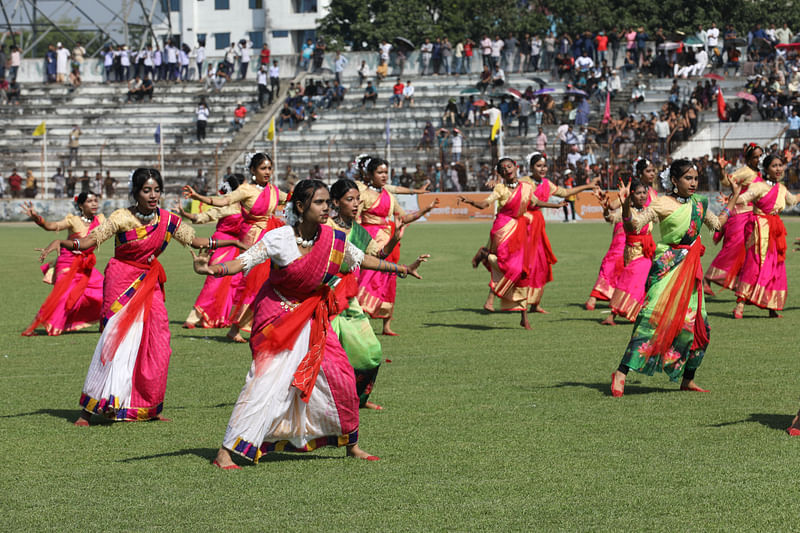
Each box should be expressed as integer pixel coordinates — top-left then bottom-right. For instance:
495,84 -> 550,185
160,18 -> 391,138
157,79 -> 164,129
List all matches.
357,187 -> 401,318
523,178 -> 559,306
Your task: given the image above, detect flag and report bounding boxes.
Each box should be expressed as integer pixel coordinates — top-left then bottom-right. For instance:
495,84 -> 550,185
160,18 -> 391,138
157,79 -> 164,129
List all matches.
32,121 -> 46,137
154,124 -> 161,144
490,113 -> 502,141
601,90 -> 611,124
385,118 -> 391,145
266,117 -> 275,141
717,89 -> 727,122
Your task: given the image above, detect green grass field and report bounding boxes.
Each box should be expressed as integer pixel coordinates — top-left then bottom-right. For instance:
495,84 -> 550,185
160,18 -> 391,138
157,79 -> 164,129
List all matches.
2,219 -> 800,531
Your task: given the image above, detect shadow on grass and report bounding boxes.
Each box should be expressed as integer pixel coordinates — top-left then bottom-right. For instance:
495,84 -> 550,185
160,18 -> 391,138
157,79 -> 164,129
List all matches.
428,307 -> 495,316
118,448 -> 340,465
422,322 -> 517,331
710,413 -> 793,431
0,409 -> 114,425
550,381 -> 672,396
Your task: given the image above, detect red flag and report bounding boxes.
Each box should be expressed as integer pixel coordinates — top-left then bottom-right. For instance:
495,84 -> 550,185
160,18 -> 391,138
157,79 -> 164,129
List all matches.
717,88 -> 727,121
601,90 -> 611,124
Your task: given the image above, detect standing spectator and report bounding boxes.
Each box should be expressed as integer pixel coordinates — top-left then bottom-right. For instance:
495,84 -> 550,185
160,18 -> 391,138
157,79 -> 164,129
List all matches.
312,38 -> 326,73
516,97 -> 531,136
431,38 -> 442,75
451,129 -> 463,162
480,35 -> 492,68
223,43 -> 236,77
52,167 -> 65,198
707,22 -> 720,58
104,170 -> 116,197
68,125 -> 81,167
357,60 -> 368,87
231,102 -> 247,131
464,38 -> 474,74
454,40 -> 464,76
390,78 -> 404,108
77,170 -> 90,193
45,44 -> 57,83
192,169 -> 208,195
269,60 -> 280,99
491,35 -> 504,70
562,170 -> 576,222
238,39 -> 251,79
596,31 -> 609,65
56,42 -> 70,83
379,39 -> 392,66
300,39 -> 314,71
334,51 -> 347,85
120,45 -> 132,81
776,23 -> 793,45
195,40 -> 206,80
441,38 -> 453,75
179,44 -> 190,81
143,45 -> 154,79
8,167 -> 22,198
9,45 -> 21,82
536,126 -> 548,152
259,43 -> 270,69
24,169 -> 38,198
402,80 -> 415,107
0,170 -> 4,198
257,66 -> 269,108
504,33 -> 518,71
543,33 -> 556,72
92,171 -> 103,194
655,114 -> 670,157
518,34 -> 531,73
396,48 -> 407,77
786,109 -> 800,147
153,46 -> 163,81
361,81 -> 378,108
530,34 -> 542,72
65,169 -> 76,197
196,100 -> 210,141
420,38 -> 433,75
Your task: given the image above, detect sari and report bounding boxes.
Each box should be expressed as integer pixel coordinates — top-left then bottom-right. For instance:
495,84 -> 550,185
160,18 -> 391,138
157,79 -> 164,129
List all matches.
80,209 -> 192,420
482,181 -> 537,311
735,181 -> 797,310
705,167 -> 762,290
226,182 -> 285,332
23,214 -> 104,336
356,183 -> 405,318
223,224 -> 364,463
620,195 -> 721,381
520,177 -> 565,307
608,212 -> 656,321
328,219 -> 384,406
189,205 -> 244,327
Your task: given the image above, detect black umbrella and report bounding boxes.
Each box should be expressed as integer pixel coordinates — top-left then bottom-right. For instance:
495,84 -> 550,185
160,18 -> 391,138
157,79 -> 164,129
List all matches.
528,76 -> 548,88
394,37 -> 415,51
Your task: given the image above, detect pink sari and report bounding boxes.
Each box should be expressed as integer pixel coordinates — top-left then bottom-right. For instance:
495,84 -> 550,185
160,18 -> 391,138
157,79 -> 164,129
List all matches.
223,225 -> 359,463
191,212 -> 243,327
230,184 -> 283,331
524,179 -> 558,306
357,188 -> 399,318
610,222 -> 656,321
485,182 -> 535,311
23,217 -> 103,336
80,210 -> 181,421
706,176 -> 762,289
735,184 -> 788,310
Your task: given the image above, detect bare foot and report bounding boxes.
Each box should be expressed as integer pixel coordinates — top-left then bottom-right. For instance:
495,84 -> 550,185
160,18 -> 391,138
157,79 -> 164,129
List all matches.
611,370 -> 626,397
226,332 -> 247,343
182,321 -> 197,329
155,415 -> 172,422
788,411 -> 800,435
74,410 -> 91,426
483,303 -> 495,312
364,401 -> 383,410
733,302 -> 744,319
382,318 -> 397,336
532,305 -> 549,314
680,379 -> 710,392
769,309 -> 783,318
703,280 -> 715,297
346,444 -> 379,461
585,297 -> 597,311
213,447 -> 241,469
601,314 -> 616,326
520,310 -> 532,330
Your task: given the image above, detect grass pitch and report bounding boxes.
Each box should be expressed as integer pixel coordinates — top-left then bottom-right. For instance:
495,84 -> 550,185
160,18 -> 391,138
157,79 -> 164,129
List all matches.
1,219 -> 800,531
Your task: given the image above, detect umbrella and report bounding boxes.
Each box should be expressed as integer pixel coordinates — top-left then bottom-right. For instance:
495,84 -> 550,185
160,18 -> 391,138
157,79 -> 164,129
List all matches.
737,91 -> 757,103
683,36 -> 704,47
460,87 -> 480,95
658,41 -> 682,51
732,38 -> 747,47
704,73 -> 724,81
394,36 -> 415,51
506,88 -> 522,99
533,87 -> 555,95
566,88 -> 588,96
472,99 -> 487,107
776,42 -> 800,50
528,76 -> 548,88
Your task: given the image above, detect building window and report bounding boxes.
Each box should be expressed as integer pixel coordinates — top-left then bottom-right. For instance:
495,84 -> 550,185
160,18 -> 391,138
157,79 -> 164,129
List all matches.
249,0 -> 263,8
160,0 -> 181,11
291,0 -> 317,12
214,0 -> 229,9
197,33 -> 207,45
249,32 -> 264,48
214,32 -> 230,49
272,31 -> 289,38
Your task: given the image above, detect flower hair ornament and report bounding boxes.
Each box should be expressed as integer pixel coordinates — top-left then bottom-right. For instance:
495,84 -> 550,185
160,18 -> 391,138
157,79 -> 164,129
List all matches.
244,152 -> 257,178
525,151 -> 543,167
219,180 -> 234,196
73,194 -> 81,213
127,169 -> 136,195
284,204 -> 300,227
632,156 -> 649,177
659,166 -> 672,192
354,153 -> 370,169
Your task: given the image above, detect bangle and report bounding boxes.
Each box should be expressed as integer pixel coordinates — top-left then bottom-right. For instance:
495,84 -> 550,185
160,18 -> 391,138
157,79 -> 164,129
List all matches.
208,237 -> 217,250
720,207 -> 731,218
398,265 -> 408,279
213,263 -> 228,277
33,214 -> 44,225
73,239 -> 80,251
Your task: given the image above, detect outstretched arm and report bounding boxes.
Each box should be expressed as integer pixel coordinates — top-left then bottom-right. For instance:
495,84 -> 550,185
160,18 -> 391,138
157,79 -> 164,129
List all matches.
361,253 -> 429,279
192,251 -> 246,276
36,234 -> 99,263
561,176 -> 601,197
535,198 -> 568,209
22,202 -> 62,231
182,185 -> 232,207
401,198 -> 439,224
459,195 -> 490,210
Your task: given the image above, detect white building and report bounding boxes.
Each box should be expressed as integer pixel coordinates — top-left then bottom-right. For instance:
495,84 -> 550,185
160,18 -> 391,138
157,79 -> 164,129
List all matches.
161,0 -> 330,55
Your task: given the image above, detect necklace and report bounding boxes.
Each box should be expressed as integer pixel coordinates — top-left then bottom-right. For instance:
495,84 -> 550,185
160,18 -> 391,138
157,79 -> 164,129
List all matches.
764,178 -> 776,187
670,193 -> 690,204
333,216 -> 352,230
506,180 -> 519,189
80,214 -> 93,224
295,228 -> 319,248
134,206 -> 158,222
368,184 -> 383,193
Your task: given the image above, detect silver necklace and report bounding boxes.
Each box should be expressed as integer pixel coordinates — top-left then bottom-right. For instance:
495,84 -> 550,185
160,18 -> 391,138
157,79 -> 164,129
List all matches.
670,194 -> 689,204
506,180 -> 519,189
134,207 -> 158,222
295,228 -> 319,248
764,178 -> 776,187
80,214 -> 93,224
368,184 -> 383,193
333,216 -> 352,230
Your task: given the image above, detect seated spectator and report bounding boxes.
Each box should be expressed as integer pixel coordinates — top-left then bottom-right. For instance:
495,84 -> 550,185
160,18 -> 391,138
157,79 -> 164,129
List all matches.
376,60 -> 388,85
213,63 -> 229,92
141,74 -> 154,101
331,80 -> 346,108
69,66 -> 81,88
477,65 -> 492,93
417,121 -> 435,150
126,75 -> 144,103
7,80 -> 21,105
402,80 -> 415,107
361,81 -> 378,109
390,78 -> 404,108
442,98 -> 458,127
278,102 -> 294,131
292,101 -> 306,126
491,64 -> 505,87
231,102 -> 247,131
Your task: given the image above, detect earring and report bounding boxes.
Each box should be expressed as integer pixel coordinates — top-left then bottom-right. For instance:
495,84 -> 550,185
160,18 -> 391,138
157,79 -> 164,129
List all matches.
299,215 -> 304,223
672,187 -> 678,194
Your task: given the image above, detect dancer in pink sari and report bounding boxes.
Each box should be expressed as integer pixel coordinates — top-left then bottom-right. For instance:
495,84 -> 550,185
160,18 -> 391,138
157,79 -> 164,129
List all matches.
461,158 -> 564,329
183,153 -> 286,342
191,180 -> 428,468
179,175 -> 245,328
22,193 -> 104,336
585,157 -> 658,311
734,154 -> 797,318
704,144 -> 763,294
355,156 -> 435,335
37,169 -> 241,426
522,152 -> 599,313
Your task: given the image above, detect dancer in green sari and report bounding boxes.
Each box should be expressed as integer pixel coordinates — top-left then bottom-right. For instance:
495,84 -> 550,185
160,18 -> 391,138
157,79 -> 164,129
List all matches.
327,179 -> 405,410
611,159 -> 741,397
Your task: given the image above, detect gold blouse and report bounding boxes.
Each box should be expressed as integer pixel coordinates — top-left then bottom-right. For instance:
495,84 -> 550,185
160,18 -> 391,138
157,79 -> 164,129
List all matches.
52,213 -> 106,237
629,195 -> 723,233
222,182 -> 287,212
356,182 -> 406,225
737,181 -> 798,215
326,218 -> 382,257
90,208 -> 195,246
518,176 -> 569,197
193,203 -> 241,224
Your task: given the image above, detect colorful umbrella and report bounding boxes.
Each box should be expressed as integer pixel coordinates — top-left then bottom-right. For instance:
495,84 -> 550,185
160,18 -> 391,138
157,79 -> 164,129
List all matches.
460,87 -> 480,95
566,88 -> 588,96
506,88 -> 522,99
528,76 -> 548,87
776,42 -> 800,50
533,87 -> 555,95
472,99 -> 488,107
736,91 -> 757,103
704,73 -> 725,81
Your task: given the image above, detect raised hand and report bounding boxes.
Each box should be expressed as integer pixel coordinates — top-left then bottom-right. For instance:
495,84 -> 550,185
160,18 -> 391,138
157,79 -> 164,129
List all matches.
190,249 -> 213,275
617,176 -> 631,204
36,240 -> 60,263
394,218 -> 407,240
21,201 -> 37,219
182,185 -> 199,200
406,254 -> 430,279
426,197 -> 440,211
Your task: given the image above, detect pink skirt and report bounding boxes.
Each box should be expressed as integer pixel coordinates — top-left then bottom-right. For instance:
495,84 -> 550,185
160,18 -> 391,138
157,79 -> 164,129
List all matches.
706,211 -> 749,290
610,255 -> 652,321
590,223 -> 626,301
735,216 -> 787,310
191,232 -> 242,328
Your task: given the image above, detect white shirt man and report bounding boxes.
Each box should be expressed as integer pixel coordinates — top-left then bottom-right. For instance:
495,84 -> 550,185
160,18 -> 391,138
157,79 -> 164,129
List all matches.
239,42 -> 251,64
491,38 -> 504,61
120,47 -> 131,67
706,24 -> 720,48
380,42 -> 392,63
56,44 -> 70,76
257,69 -> 267,87
402,82 -> 415,104
575,54 -> 594,71
195,44 -> 205,65
196,104 -> 210,122
166,44 -> 177,64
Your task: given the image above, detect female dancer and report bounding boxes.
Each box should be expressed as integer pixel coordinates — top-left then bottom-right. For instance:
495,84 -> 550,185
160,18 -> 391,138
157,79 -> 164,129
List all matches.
460,157 -> 565,329
22,192 -> 104,336
610,159 -> 741,397
190,180 -> 429,468
595,179 -> 656,325
178,175 -> 245,328
522,152 -> 599,313
356,156 -> 436,335
328,179 -> 403,410
585,157 -> 657,310
734,154 -> 797,318
704,143 -> 763,294
183,152 -> 286,342
37,169 -> 241,425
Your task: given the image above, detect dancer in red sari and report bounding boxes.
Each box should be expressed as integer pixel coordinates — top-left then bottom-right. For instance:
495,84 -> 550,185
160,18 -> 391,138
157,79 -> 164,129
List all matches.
179,175 -> 245,328
461,158 -> 565,329
183,153 -> 286,342
355,156 -> 436,335
37,169 -> 241,426
734,154 -> 797,318
704,144 -> 763,296
521,152 -> 599,313
585,157 -> 658,311
22,193 -> 104,336
191,180 -> 429,468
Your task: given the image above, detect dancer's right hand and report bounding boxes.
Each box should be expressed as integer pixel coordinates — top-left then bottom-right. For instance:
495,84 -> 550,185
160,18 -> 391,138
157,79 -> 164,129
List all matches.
406,254 -> 430,279
21,201 -> 37,219
36,240 -> 60,263
617,177 -> 631,204
190,250 -> 213,275
182,185 -> 199,200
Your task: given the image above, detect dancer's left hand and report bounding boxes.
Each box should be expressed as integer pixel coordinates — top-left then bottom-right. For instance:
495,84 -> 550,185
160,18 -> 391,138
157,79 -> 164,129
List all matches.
406,254 -> 431,279
36,240 -> 60,263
